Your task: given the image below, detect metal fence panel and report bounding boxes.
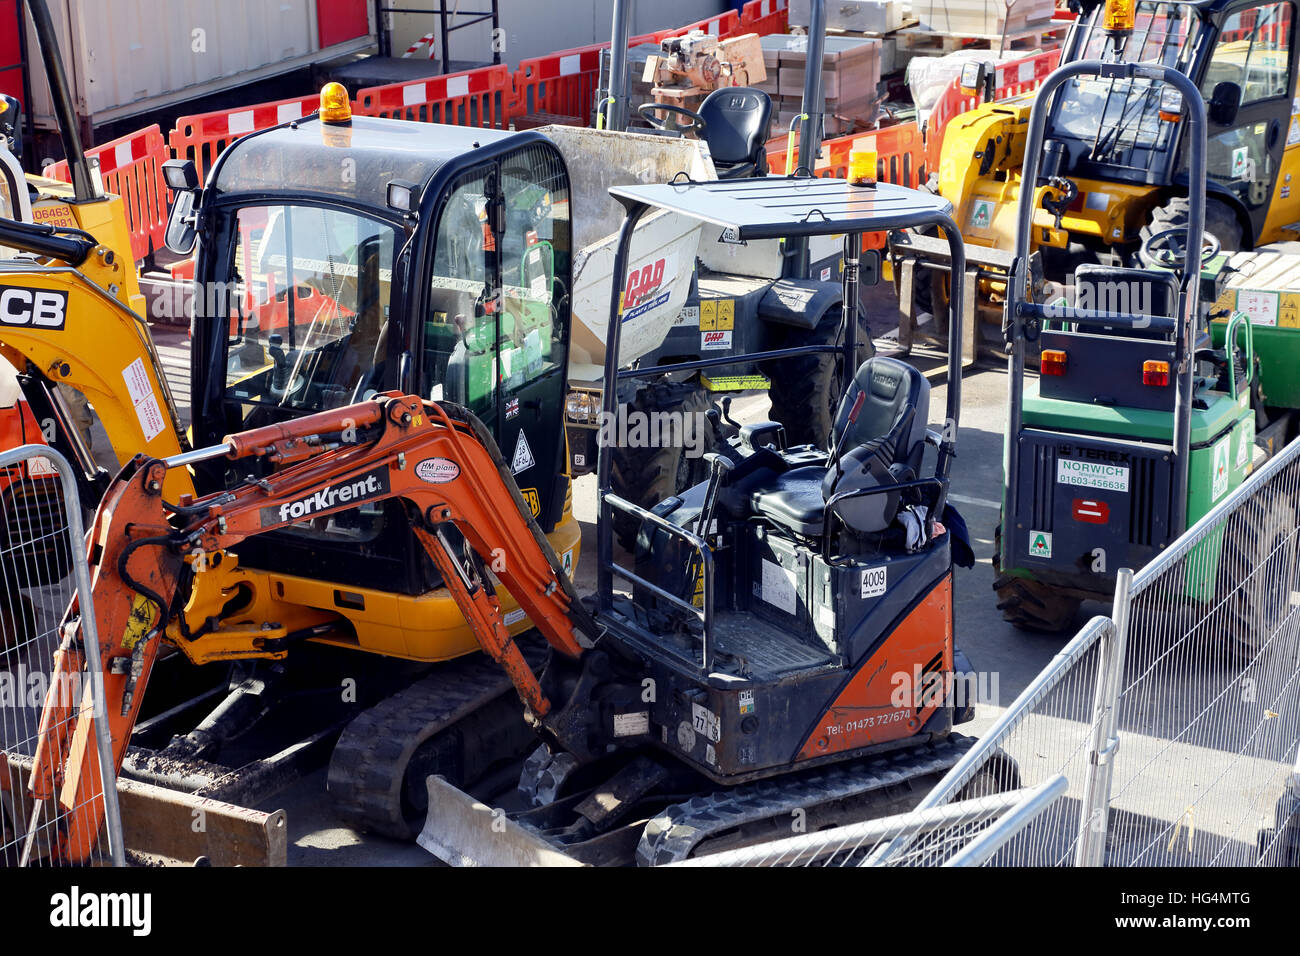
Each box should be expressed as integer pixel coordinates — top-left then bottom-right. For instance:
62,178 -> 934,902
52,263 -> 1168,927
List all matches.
1101,438 -> 1300,867
0,445 -> 122,867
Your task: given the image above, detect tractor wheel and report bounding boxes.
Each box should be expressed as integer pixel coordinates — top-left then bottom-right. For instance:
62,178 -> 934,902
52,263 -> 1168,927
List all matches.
1140,195 -> 1243,254
763,305 -> 873,451
608,379 -> 718,552
1214,491 -> 1298,659
991,524 -> 1082,633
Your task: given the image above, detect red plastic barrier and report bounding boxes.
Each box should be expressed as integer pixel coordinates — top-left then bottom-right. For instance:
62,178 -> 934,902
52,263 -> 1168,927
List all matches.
169,93 -> 321,183
512,43 -> 606,122
356,63 -> 513,126
654,9 -> 743,42
740,0 -> 789,36
46,125 -> 171,262
924,47 -> 1062,172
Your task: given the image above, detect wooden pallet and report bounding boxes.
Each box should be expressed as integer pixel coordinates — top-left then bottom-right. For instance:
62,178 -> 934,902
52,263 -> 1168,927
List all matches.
897,19 -> 1068,53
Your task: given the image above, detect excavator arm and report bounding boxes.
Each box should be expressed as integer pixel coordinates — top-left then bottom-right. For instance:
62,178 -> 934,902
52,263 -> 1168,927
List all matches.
0,216 -> 192,501
24,392 -> 599,863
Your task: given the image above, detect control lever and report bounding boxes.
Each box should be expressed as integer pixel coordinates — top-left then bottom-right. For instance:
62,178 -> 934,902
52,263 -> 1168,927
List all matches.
719,396 -> 741,429
686,452 -> 733,605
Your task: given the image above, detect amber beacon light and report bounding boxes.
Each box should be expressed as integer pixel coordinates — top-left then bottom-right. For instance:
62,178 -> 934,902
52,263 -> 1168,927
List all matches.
320,82 -> 353,125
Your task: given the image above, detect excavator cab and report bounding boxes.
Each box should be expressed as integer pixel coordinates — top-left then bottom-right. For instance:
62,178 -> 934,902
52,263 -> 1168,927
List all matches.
187,117 -> 578,604
417,175 -> 989,866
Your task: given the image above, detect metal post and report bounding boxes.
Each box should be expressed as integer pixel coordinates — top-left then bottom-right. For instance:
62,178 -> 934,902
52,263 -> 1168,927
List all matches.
1075,567 -> 1133,867
791,0 -> 826,278
606,0 -> 634,132
596,201 -> 647,612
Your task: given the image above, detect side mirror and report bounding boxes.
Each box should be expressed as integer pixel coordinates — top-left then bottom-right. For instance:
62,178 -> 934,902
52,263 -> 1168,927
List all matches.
1209,81 -> 1242,126
0,95 -> 22,162
162,159 -> 200,255
164,189 -> 197,256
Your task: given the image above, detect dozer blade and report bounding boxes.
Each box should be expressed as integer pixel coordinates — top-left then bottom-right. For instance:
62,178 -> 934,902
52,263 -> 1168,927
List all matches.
5,753 -> 286,866
417,775 -> 583,867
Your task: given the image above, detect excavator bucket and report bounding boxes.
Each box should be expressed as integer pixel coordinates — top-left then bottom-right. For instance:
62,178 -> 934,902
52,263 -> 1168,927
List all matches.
417,775 -> 582,867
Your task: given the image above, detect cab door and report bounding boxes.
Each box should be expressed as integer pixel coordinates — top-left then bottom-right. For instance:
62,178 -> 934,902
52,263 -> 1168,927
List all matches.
1202,1 -> 1298,242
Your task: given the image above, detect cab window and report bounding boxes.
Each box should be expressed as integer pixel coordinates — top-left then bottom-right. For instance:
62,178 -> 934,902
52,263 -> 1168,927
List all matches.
1203,3 -> 1293,103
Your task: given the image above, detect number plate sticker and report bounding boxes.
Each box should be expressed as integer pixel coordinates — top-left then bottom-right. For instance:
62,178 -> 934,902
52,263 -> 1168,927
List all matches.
691,702 -> 721,743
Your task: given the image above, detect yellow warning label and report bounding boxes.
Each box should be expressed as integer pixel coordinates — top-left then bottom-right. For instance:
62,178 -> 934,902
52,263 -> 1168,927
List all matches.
717,299 -> 734,330
1282,293 -> 1300,328
700,300 -> 717,330
120,592 -> 156,652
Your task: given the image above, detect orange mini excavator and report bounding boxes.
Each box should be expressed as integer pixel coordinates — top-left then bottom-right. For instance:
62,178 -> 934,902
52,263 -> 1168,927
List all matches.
20,393 -> 597,863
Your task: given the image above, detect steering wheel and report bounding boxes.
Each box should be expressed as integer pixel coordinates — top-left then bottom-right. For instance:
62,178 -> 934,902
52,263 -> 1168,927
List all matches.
637,102 -> 707,137
1138,226 -> 1222,270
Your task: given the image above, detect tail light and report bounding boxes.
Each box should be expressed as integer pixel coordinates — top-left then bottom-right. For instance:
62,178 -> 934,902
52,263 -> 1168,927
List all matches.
1142,360 -> 1169,386
1041,349 -> 1068,376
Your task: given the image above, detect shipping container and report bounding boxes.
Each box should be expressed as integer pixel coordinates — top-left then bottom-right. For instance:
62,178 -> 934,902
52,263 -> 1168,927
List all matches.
22,0 -> 375,132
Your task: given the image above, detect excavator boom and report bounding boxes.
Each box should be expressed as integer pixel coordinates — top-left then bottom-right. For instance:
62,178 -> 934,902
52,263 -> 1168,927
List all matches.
25,393 -> 598,863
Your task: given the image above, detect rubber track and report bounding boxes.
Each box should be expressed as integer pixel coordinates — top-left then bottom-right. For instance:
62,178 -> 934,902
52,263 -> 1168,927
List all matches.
327,636 -> 548,838
636,733 -> 976,866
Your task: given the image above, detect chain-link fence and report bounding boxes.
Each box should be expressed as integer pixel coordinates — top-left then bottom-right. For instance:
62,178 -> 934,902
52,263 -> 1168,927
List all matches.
685,437 -> 1300,867
0,444 -> 123,867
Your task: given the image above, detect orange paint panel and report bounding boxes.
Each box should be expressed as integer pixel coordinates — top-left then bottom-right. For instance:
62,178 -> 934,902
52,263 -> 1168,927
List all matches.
798,575 -> 953,760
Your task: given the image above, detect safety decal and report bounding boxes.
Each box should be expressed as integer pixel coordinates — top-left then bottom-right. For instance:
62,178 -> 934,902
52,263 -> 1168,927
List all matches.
511,430 -> 535,474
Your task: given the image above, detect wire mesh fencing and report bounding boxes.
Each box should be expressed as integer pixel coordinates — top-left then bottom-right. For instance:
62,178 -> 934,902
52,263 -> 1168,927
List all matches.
0,444 -> 122,867
1099,438 -> 1300,867
682,436 -> 1300,868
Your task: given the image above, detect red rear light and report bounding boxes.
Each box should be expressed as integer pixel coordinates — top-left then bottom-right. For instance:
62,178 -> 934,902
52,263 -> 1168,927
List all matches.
1142,360 -> 1169,386
1041,349 -> 1068,376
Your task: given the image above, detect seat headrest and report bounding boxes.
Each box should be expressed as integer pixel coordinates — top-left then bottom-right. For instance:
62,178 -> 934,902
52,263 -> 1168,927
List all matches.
697,87 -> 772,166
831,356 -> 929,462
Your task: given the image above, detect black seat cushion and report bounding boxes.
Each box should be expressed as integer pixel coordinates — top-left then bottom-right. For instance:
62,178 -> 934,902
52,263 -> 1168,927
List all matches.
749,466 -> 827,536
698,87 -> 772,177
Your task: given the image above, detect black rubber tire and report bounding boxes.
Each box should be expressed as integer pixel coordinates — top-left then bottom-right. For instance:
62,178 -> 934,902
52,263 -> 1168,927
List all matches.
608,379 -> 719,552
763,305 -> 874,451
1140,194 -> 1243,256
991,524 -> 1082,633
1215,491 -> 1298,660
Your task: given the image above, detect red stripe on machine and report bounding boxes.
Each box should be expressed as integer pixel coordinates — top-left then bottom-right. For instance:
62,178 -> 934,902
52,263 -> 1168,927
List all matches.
1072,498 -> 1109,524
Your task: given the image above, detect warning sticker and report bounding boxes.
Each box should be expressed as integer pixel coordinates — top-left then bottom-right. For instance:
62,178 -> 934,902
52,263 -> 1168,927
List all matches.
1236,419 -> 1254,471
1057,459 -> 1130,492
1237,290 -> 1279,327
510,430 -> 535,474
739,690 -> 756,716
1029,530 -> 1053,558
1211,436 -> 1230,501
122,358 -> 166,442
1288,117 -> 1300,147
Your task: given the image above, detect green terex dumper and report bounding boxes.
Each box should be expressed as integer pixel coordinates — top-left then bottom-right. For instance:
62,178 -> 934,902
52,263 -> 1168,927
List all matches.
997,58 -> 1300,644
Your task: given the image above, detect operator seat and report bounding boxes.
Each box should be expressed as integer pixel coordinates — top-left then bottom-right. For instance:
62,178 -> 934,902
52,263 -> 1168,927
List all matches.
698,87 -> 772,179
749,356 -> 930,537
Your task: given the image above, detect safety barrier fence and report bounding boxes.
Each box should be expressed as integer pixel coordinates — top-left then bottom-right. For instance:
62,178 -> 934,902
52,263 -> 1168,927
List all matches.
685,437 -> 1300,866
0,445 -> 123,867
922,47 -> 1062,172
